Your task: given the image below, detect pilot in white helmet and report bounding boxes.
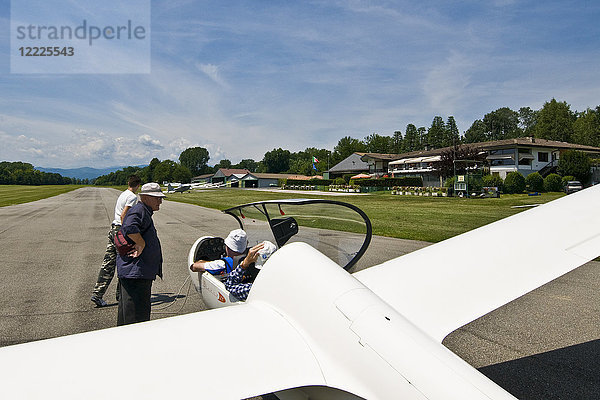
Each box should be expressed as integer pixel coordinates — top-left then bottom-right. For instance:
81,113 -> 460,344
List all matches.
190,229 -> 248,275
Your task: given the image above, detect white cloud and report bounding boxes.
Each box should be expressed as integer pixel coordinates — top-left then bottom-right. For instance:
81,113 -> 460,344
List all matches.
197,63 -> 229,88
138,134 -> 163,149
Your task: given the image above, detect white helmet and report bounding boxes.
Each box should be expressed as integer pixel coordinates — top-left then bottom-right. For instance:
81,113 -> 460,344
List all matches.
255,241 -> 277,269
224,229 -> 247,254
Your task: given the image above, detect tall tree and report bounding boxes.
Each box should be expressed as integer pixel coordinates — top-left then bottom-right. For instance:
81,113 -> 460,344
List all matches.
403,124 -> 419,152
443,116 -> 460,148
464,120 -> 487,143
214,159 -> 232,170
557,150 -> 591,183
179,147 -> 210,176
172,164 -> 192,183
392,130 -> 403,154
152,160 -> 178,183
417,127 -> 427,150
288,158 -> 313,175
262,148 -> 291,173
233,159 -> 258,172
427,116 -> 445,149
534,99 -> 575,142
518,107 -> 538,136
288,148 -> 330,174
364,133 -> 393,153
482,107 -> 521,141
332,136 -> 367,164
572,108 -> 600,147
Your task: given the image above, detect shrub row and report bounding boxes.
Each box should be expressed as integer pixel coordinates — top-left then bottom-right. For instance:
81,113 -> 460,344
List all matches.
285,178 -> 333,186
352,177 -> 423,187
488,172 -> 574,194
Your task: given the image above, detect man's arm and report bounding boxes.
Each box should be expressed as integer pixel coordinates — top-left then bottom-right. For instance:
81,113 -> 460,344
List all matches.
120,192 -> 138,224
121,206 -> 146,257
239,242 -> 264,269
190,260 -> 208,272
190,259 -> 228,273
120,205 -> 132,224
224,266 -> 253,300
127,232 -> 145,258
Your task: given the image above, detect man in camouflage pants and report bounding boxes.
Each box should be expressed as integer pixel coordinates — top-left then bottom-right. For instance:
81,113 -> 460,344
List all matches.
91,175 -> 141,307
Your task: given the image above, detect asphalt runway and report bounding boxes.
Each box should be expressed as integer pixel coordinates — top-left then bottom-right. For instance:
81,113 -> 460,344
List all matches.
0,187 -> 598,399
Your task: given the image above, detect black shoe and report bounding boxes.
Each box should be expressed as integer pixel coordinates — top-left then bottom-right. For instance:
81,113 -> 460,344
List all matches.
91,296 -> 108,307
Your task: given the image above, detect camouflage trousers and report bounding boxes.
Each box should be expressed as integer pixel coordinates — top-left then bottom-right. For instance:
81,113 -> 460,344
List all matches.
92,224 -> 120,299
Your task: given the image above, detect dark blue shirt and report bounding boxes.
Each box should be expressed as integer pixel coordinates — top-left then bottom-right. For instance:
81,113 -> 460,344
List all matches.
117,201 -> 163,280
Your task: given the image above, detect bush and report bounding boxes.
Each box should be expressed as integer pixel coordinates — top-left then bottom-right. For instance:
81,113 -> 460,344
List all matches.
444,176 -> 456,188
467,176 -> 483,193
504,171 -> 526,194
342,174 -> 354,184
333,177 -> 346,185
544,173 -> 563,192
525,172 -> 544,192
286,178 -> 332,186
353,176 -> 422,187
482,174 -> 504,191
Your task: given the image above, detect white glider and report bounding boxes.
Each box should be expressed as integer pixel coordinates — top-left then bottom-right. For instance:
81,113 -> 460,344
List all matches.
1,186 -> 599,399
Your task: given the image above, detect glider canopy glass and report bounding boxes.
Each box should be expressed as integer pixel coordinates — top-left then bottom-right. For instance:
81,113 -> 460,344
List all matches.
224,199 -> 372,271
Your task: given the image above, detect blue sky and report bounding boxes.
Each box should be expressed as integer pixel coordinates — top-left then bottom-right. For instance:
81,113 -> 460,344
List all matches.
1,0 -> 599,168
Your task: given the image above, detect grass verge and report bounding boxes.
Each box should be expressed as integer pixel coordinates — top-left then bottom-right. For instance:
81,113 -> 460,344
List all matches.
0,185 -> 85,207
165,189 -> 565,243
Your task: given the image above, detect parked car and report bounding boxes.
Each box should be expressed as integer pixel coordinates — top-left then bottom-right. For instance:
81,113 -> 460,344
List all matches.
564,180 -> 583,194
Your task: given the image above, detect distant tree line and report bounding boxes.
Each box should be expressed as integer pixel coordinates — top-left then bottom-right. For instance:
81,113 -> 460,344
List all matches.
94,147 -> 335,185
92,98 -> 600,185
0,162 -> 87,185
328,99 -> 600,161
6,97 -> 599,186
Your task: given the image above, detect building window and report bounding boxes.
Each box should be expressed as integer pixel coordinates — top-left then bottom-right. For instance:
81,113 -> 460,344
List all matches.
518,148 -> 533,166
488,149 -> 515,166
518,158 -> 532,166
538,152 -> 549,162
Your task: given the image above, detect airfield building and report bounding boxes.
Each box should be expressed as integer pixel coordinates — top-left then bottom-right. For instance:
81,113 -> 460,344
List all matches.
327,137 -> 600,187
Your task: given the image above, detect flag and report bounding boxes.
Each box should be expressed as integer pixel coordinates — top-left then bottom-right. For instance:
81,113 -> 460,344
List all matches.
312,156 -> 319,163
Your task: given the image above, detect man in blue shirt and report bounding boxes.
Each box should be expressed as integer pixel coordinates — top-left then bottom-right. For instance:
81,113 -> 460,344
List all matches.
116,182 -> 165,326
91,174 -> 141,307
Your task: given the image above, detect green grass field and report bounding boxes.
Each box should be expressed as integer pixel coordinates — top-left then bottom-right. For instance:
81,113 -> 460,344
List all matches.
0,185 -> 565,242
166,189 -> 565,242
0,185 -> 84,207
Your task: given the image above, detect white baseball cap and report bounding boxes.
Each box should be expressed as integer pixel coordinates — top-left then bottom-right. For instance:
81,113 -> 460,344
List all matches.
224,229 -> 247,254
255,241 -> 277,269
140,182 -> 166,197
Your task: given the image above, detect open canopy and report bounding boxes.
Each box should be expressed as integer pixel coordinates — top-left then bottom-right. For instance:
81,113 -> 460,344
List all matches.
223,199 -> 372,271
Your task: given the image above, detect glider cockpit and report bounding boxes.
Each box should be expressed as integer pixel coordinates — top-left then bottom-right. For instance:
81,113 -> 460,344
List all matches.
187,199 -> 372,308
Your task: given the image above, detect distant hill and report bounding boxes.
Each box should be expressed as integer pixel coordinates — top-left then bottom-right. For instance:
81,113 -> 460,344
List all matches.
35,165 -> 146,180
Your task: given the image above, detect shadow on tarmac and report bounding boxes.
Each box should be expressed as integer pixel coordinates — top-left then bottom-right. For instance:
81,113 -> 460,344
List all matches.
151,292 -> 186,306
479,339 -> 600,399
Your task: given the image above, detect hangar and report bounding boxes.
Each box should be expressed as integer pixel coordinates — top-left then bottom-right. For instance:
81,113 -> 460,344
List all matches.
192,168 -> 316,188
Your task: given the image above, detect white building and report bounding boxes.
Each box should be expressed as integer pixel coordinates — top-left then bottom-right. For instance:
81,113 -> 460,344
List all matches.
378,138 -> 600,186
